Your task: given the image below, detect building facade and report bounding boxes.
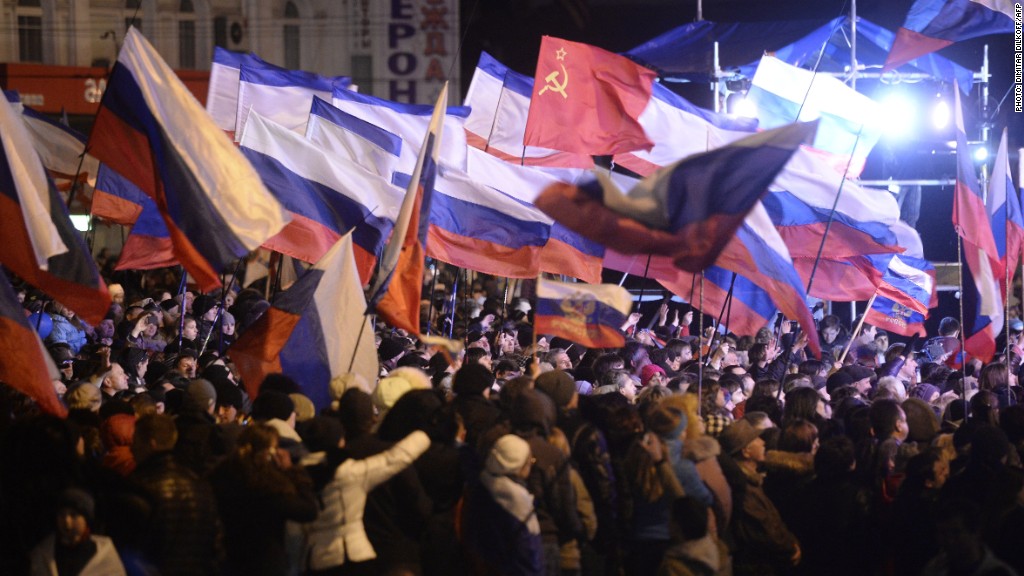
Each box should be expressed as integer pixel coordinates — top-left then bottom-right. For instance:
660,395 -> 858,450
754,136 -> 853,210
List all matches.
1,0 -> 459,111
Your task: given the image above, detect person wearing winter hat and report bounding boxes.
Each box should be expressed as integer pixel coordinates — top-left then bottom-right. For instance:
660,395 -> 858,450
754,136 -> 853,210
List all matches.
640,364 -> 667,388
721,418 -> 802,574
377,337 -> 408,373
909,382 -> 942,404
534,370 -> 577,410
30,488 -> 127,576
453,364 -> 501,450
251,391 -> 306,462
461,434 -> 543,575
373,366 -> 432,420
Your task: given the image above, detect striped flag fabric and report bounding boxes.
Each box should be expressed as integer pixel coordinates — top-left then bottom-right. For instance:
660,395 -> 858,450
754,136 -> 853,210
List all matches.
885,0 -> 1015,70
332,86 -> 471,172
463,51 -> 595,169
367,84 -> 447,335
988,128 -> 1023,299
239,111 -> 403,282
229,232 -> 378,411
535,277 -> 632,349
612,81 -> 758,177
206,47 -> 280,136
0,91 -> 110,324
88,27 -> 290,292
535,121 -> 816,273
20,107 -> 100,189
0,272 -> 64,417
305,96 -> 403,179
234,62 -> 351,141
747,56 -> 883,177
952,83 -> 1002,361
91,163 -> 148,226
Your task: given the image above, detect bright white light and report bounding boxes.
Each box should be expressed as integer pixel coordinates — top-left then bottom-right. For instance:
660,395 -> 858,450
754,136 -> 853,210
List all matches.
879,94 -> 916,138
69,215 -> 90,232
732,97 -> 758,119
974,147 -> 988,162
931,99 -> 950,130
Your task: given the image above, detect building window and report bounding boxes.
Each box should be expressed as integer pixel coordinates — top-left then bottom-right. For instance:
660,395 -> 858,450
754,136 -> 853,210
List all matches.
17,0 -> 43,62
283,1 -> 300,69
179,0 -> 196,68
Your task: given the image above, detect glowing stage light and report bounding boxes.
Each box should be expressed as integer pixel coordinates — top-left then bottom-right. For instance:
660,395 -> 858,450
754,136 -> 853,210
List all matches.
931,98 -> 950,130
732,97 -> 758,119
974,147 -> 988,162
878,93 -> 916,138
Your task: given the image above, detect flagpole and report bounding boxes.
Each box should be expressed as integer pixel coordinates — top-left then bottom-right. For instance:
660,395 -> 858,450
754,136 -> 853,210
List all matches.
958,235 -> 969,419
176,265 -> 188,352
425,261 -> 439,336
709,272 -> 737,353
805,126 -> 865,296
838,291 -> 877,365
697,271 -> 705,417
63,147 -> 89,210
447,269 -> 459,339
348,315 -> 370,374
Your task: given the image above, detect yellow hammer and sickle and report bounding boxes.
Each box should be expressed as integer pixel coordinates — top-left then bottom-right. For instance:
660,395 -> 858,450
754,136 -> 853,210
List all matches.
539,64 -> 569,99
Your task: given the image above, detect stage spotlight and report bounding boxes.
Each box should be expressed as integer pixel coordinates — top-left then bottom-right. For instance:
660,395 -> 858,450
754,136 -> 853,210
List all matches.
974,146 -> 988,162
69,215 -> 90,232
732,97 -> 758,119
931,97 -> 950,130
879,93 -> 916,138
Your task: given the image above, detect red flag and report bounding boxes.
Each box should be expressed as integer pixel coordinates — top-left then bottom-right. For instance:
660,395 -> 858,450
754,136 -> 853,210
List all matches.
524,36 -> 656,156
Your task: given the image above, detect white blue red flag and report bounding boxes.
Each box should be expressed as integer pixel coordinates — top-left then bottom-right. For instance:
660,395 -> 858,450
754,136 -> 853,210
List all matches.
535,277 -> 632,349
229,233 -> 379,411
747,56 -> 883,177
952,83 -> 1002,361
988,128 -> 1023,299
0,91 -> 110,324
206,47 -> 275,135
612,82 -> 758,177
886,0 -> 1015,70
239,111 -> 402,283
20,107 -> 99,193
88,27 -> 290,292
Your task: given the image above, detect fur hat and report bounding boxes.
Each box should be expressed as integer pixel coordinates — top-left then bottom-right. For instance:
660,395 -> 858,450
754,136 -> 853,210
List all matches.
535,370 -> 576,408
902,398 -> 940,443
453,364 -> 495,397
289,393 -> 316,422
718,419 -> 761,456
374,366 -> 431,411
251,391 -> 295,421
485,434 -> 532,475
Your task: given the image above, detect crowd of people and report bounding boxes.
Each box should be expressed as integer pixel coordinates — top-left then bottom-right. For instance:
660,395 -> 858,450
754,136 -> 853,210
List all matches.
2,263 -> 1024,576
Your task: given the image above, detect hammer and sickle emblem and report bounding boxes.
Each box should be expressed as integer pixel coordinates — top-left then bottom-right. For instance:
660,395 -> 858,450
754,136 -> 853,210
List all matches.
539,65 -> 569,99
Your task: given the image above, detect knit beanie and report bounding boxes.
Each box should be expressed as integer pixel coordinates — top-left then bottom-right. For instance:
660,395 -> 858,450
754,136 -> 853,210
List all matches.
534,370 -> 576,408
57,488 -> 95,524
641,364 -> 666,387
453,364 -> 495,397
485,434 -> 532,475
185,379 -> 217,413
252,391 -> 295,421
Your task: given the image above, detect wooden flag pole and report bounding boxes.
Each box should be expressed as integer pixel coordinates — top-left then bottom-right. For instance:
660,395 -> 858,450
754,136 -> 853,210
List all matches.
837,291 -> 877,365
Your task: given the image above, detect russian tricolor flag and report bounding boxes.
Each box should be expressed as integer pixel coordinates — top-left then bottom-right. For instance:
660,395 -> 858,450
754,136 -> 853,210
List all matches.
613,82 -> 759,177
239,111 -> 402,283
0,272 -> 64,416
747,56 -> 883,177
92,163 -> 147,226
234,62 -> 351,141
229,233 -> 379,411
886,0 -> 1015,70
332,86 -> 471,172
988,128 -> 1023,299
89,27 -> 290,292
952,82 -> 1002,361
91,164 -> 178,271
20,107 -> 99,191
0,90 -> 110,324
535,277 -> 632,349
463,51 -> 595,169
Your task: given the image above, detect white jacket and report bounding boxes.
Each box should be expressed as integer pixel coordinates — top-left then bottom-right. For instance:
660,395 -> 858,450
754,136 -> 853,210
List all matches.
303,430 -> 430,570
30,534 -> 126,576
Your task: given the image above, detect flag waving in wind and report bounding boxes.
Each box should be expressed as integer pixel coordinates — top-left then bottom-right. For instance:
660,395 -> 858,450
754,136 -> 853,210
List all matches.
535,277 -> 632,349
368,84 -> 447,335
536,121 -> 817,273
524,36 -> 657,156
0,272 -> 64,417
885,0 -> 1015,70
988,128 -> 1023,300
89,27 -> 290,292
